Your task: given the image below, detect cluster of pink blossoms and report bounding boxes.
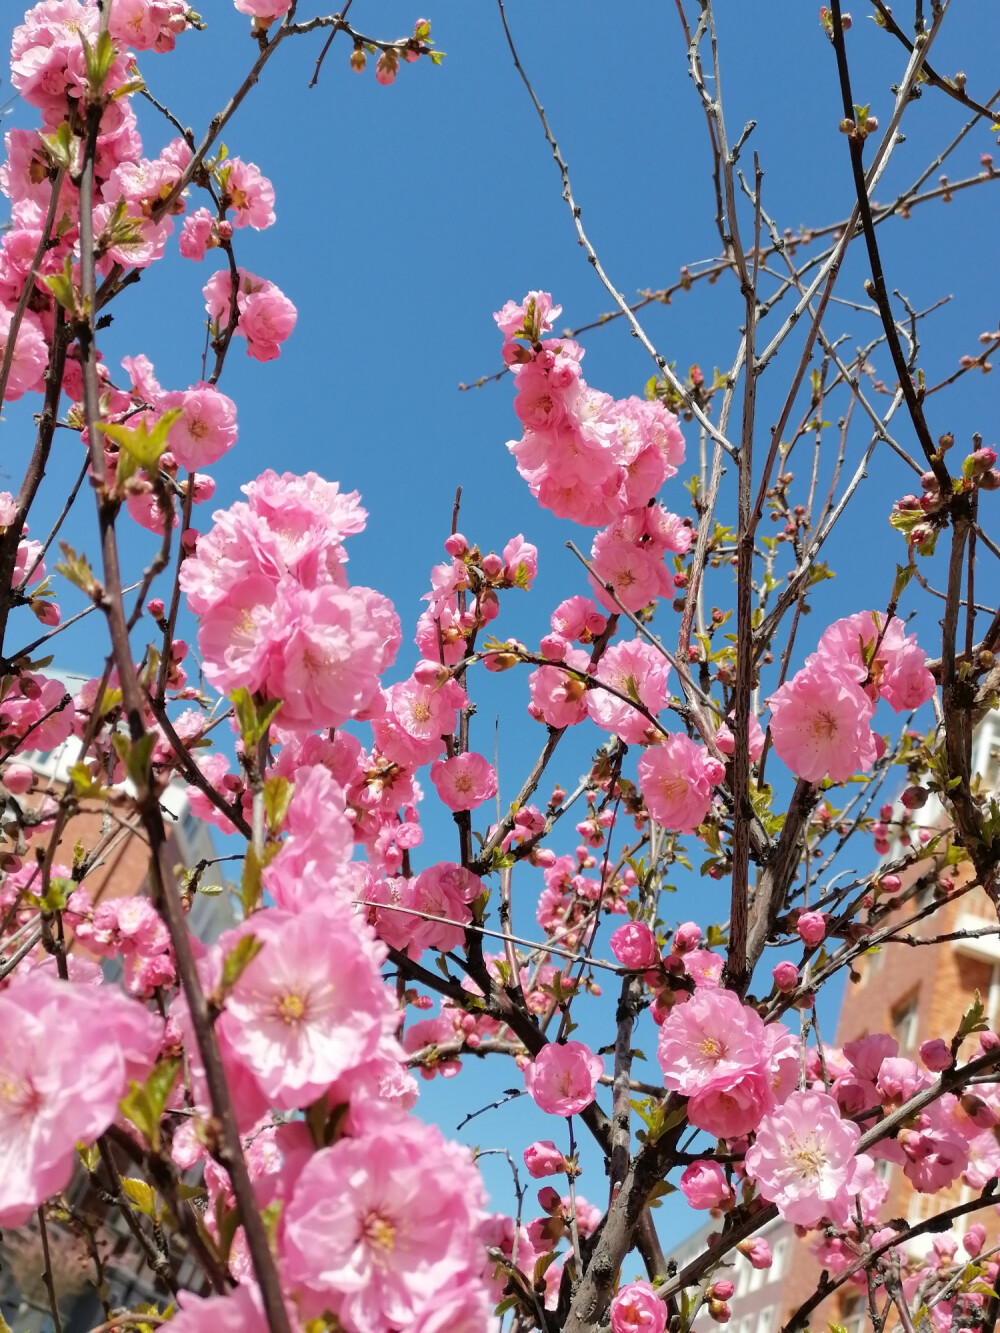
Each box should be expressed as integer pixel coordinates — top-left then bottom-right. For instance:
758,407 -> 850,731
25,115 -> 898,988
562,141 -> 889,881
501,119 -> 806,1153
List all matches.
768,611 -> 935,782
498,291 -> 692,613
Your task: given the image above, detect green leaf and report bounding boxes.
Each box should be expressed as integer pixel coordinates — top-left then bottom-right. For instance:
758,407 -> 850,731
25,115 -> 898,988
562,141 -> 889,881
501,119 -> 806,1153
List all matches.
80,29 -> 118,96
240,845 -> 263,916
69,760 -> 109,799
43,253 -> 79,315
112,731 -> 156,790
263,775 -> 294,834
96,407 -> 181,472
121,1177 -> 157,1219
230,686 -> 283,748
220,933 -> 263,997
892,562 -> 914,603
956,990 -> 989,1046
119,1060 -> 180,1152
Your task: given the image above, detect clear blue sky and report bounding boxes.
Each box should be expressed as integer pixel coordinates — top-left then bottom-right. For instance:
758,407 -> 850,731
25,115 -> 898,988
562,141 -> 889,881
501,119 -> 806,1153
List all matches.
3,0 -> 1000,1254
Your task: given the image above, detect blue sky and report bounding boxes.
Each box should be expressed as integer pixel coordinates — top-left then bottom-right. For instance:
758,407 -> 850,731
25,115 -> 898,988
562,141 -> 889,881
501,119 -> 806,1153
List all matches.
3,0 -> 1000,1255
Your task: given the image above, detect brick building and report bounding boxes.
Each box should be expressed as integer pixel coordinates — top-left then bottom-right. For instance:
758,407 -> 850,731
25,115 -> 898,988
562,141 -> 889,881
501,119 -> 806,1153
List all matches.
0,671 -> 235,1331
674,715 -> 1000,1333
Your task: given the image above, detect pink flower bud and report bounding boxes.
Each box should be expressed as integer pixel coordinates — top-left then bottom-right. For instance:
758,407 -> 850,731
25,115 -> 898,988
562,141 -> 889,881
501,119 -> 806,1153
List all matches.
481,552 -> 504,579
980,1030 -> 1000,1054
478,590 -> 500,622
610,922 -> 659,971
772,960 -> 798,992
709,1299 -> 732,1324
964,1224 -> 987,1258
919,1038 -> 951,1072
738,1237 -> 772,1269
540,633 -> 568,661
537,1186 -> 561,1214
878,874 -> 901,895
147,598 -> 165,620
444,532 -> 469,558
523,1140 -> 566,1178
679,1160 -> 733,1211
672,921 -> 702,954
1,762 -> 34,795
711,1282 -> 735,1302
796,911 -> 826,946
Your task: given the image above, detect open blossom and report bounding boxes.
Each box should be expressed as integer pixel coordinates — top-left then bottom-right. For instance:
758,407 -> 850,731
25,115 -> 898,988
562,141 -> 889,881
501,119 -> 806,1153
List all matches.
203,267 -> 297,361
219,910 -> 396,1109
767,654 -> 877,783
282,1115 -> 487,1331
429,752 -> 498,811
657,988 -> 766,1096
158,383 -> 238,471
745,1090 -> 870,1227
0,974 -> 161,1226
610,1280 -> 667,1333
817,611 -> 935,712
162,1285 -> 269,1333
525,1041 -> 604,1116
586,639 -> 670,744
637,735 -> 724,833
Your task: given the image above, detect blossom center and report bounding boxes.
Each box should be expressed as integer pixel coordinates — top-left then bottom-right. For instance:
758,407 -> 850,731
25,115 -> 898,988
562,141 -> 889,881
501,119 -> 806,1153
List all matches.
786,1131 -> 827,1181
276,992 -> 306,1024
810,711 -> 838,741
363,1211 -> 397,1263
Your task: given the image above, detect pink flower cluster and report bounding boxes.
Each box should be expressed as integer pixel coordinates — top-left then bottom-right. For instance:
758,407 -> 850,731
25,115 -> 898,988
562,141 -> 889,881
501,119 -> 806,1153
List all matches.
499,292 -> 692,612
768,612 -> 934,783
180,470 -> 398,729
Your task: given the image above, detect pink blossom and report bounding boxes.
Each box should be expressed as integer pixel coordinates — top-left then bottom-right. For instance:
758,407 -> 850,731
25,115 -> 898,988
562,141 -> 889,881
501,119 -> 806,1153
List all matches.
233,0 -> 292,19
178,207 -> 217,261
221,158 -> 275,230
817,611 -> 935,712
219,910 -> 395,1109
680,1160 -> 733,1210
429,752 -> 498,811
715,711 -> 766,762
796,911 -> 826,946
0,302 -> 47,400
587,640 -> 670,744
523,1140 -> 566,1178
108,0 -> 189,52
657,987 -> 767,1096
158,383 -> 238,471
160,1285 -> 268,1333
738,1236 -> 772,1269
767,654 -> 877,783
672,921 -> 702,953
920,1038 -> 952,1072
527,647 -> 590,728
772,961 -> 798,992
678,947 -> 721,990
745,1090 -> 869,1227
0,974 -> 160,1226
610,1280 -> 667,1333
203,267 -> 297,361
502,533 -> 538,588
688,1071 -> 774,1139
282,1115 -> 487,1330
524,1041 -> 604,1116
494,291 -> 562,343
590,524 -> 666,612
964,1223 -> 987,1257
637,735 -> 724,833
610,921 -> 659,970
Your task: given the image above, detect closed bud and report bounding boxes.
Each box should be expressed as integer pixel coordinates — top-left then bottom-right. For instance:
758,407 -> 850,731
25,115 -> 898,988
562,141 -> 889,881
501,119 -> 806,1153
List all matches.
350,46 -> 366,72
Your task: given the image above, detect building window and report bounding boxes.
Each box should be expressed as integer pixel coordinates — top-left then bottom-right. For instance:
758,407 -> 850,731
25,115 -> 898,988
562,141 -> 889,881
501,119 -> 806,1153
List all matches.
770,1237 -> 788,1282
748,1258 -> 765,1292
735,1256 -> 750,1298
756,1307 -> 774,1333
841,1294 -> 865,1333
892,994 -> 919,1051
